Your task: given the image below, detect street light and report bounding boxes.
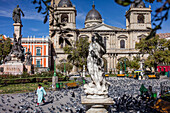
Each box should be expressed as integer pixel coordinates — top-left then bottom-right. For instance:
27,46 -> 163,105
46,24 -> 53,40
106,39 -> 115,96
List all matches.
141,59 -> 145,71
124,58 -> 126,74
120,61 -> 122,74
62,59 -> 67,75
53,55 -> 56,76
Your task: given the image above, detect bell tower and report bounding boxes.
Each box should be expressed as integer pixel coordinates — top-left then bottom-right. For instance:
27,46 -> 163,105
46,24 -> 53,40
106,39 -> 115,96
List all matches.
125,1 -> 151,30
49,0 -> 77,52
51,0 -> 77,29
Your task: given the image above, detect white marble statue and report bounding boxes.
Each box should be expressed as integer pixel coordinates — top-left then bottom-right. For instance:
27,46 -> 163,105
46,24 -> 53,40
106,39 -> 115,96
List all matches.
84,33 -> 110,98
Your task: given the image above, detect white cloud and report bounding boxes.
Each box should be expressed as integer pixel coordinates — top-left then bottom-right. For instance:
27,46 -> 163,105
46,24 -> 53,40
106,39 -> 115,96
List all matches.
23,10 -> 44,21
77,12 -> 86,21
30,28 -> 39,32
0,8 -> 44,21
0,10 -> 12,18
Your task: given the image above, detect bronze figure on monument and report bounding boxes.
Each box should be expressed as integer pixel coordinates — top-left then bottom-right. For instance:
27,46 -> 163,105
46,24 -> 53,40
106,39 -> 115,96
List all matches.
12,5 -> 25,23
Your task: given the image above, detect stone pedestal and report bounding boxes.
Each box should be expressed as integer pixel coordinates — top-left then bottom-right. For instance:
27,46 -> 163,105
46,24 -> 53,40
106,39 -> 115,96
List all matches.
3,61 -> 24,75
81,96 -> 114,113
25,65 -> 32,74
13,23 -> 23,40
52,76 -> 58,91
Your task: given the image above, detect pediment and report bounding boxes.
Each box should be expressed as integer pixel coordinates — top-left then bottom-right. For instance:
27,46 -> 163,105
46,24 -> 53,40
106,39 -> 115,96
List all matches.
80,23 -> 123,31
94,25 -> 113,30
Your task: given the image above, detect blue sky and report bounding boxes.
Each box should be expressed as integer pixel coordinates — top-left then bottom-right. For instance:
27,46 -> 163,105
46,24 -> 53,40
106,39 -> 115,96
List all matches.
0,0 -> 169,38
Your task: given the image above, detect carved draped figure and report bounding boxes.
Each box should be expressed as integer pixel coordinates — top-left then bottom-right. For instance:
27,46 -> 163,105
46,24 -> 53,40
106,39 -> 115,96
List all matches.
84,33 -> 109,98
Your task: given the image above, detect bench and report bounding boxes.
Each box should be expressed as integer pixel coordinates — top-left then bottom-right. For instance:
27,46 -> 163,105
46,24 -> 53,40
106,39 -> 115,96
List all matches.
117,74 -> 125,77
66,83 -> 78,88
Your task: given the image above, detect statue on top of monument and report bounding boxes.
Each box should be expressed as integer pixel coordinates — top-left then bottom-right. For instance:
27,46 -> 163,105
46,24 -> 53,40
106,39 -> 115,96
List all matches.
12,5 -> 25,23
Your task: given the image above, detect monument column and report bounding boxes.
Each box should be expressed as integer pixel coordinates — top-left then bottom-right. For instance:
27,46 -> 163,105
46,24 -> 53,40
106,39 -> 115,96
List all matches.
13,23 -> 23,40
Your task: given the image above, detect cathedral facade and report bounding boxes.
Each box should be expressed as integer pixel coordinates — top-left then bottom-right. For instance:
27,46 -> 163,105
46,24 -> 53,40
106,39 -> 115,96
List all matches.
50,0 -> 152,73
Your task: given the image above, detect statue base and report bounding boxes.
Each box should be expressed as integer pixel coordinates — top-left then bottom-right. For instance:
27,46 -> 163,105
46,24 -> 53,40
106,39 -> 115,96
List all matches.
2,61 -> 24,75
81,96 -> 115,113
25,65 -> 32,74
52,76 -> 58,91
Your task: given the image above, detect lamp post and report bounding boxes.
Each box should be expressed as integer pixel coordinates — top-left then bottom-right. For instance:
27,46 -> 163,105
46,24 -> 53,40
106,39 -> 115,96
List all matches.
52,55 -> 58,91
124,58 -> 126,74
141,59 -> 145,71
53,56 -> 56,76
62,59 -> 67,75
120,61 -> 122,74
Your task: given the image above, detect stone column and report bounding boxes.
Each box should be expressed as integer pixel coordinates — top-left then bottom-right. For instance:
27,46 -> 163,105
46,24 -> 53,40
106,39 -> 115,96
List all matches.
13,23 -> 23,40
114,54 -> 117,73
52,76 -> 58,91
111,55 -> 114,71
108,54 -> 112,72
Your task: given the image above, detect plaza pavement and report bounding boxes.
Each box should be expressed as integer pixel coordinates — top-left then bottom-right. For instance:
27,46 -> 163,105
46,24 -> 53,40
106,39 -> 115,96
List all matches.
0,77 -> 169,113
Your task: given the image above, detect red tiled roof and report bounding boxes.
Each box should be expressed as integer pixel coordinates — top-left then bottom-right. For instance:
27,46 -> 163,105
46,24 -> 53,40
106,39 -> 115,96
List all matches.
157,33 -> 170,39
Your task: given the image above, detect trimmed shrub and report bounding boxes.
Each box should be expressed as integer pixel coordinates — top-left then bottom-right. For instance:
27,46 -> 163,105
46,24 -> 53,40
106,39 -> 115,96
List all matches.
43,80 -> 48,85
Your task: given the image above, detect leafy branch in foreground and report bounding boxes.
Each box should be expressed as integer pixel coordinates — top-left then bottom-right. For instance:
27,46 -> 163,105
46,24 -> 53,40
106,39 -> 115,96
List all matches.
115,0 -> 170,40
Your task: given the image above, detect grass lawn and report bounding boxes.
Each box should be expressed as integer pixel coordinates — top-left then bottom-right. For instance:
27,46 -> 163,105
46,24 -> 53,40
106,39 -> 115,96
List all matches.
0,82 -> 52,94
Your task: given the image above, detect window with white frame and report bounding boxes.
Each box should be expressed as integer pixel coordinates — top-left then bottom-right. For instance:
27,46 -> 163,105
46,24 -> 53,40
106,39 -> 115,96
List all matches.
36,47 -> 41,56
36,59 -> 41,67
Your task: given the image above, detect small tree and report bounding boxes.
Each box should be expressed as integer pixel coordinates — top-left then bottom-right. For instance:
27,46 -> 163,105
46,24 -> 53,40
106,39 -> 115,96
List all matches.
63,37 -> 89,72
136,35 -> 170,72
129,56 -> 140,70
57,62 -> 73,73
0,38 -> 12,63
116,57 -> 130,71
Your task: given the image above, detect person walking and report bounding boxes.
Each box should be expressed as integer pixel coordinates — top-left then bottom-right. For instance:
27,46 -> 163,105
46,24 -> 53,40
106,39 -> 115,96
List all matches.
36,84 -> 47,107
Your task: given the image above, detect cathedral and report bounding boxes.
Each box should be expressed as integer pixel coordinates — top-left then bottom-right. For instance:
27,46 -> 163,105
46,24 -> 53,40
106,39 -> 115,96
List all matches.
50,0 -> 152,73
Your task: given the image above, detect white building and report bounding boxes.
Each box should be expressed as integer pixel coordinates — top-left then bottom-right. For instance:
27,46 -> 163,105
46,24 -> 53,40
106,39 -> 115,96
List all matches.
50,0 -> 152,72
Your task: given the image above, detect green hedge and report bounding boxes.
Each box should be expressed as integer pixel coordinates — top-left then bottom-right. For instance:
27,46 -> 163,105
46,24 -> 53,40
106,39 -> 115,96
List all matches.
0,77 -> 52,85
0,71 -> 59,79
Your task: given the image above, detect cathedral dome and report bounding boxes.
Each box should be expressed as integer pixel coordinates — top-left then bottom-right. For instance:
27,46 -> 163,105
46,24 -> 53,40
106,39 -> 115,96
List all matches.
58,0 -> 73,7
85,5 -> 102,28
85,5 -> 102,21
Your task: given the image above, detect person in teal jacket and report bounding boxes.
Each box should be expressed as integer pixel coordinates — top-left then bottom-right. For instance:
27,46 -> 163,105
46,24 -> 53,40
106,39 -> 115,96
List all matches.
36,84 -> 47,106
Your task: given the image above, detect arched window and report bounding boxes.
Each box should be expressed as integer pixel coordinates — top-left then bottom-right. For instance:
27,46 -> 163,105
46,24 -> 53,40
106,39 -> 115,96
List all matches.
120,40 -> 125,48
61,14 -> 68,23
137,14 -> 144,23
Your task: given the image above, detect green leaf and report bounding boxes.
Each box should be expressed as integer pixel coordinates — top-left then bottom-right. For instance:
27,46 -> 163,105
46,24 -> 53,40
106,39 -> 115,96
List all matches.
164,11 -> 168,21
56,23 -> 61,27
49,20 -> 54,25
38,6 -> 42,13
115,0 -> 132,6
65,28 -> 72,31
44,15 -> 48,24
35,6 -> 39,9
155,18 -> 161,21
61,23 -> 66,26
59,37 -> 64,45
45,0 -> 51,3
66,34 -> 73,37
32,0 -> 37,4
38,0 -> 41,5
41,11 -> 47,14
51,31 -> 55,37
65,38 -> 72,46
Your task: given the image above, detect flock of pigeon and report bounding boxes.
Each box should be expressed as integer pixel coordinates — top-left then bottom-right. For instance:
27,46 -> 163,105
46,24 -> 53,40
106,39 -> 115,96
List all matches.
0,77 -> 169,113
